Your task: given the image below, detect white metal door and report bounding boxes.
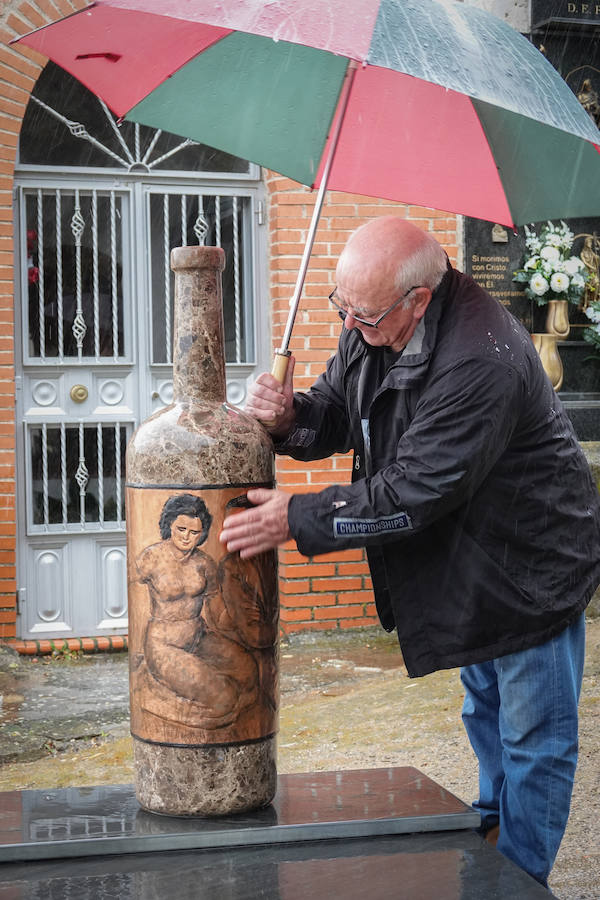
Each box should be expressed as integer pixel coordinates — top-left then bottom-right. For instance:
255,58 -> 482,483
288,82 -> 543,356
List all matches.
16,176 -> 266,639
17,184 -> 133,638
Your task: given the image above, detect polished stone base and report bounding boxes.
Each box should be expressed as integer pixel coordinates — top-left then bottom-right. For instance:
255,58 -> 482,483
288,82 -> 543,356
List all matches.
133,735 -> 277,816
0,767 -> 553,899
0,766 -> 478,863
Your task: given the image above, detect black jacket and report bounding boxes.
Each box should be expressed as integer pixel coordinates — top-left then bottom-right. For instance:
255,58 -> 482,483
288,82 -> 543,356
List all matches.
281,266 -> 600,676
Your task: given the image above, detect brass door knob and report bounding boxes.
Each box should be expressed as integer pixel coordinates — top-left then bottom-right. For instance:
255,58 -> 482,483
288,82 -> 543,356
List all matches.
70,384 -> 89,403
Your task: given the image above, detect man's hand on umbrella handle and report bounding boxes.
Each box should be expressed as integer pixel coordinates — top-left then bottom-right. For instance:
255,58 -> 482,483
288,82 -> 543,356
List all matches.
245,356 -> 296,437
219,488 -> 292,558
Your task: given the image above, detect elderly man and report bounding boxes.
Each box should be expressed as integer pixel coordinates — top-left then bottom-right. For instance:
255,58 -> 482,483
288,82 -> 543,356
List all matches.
220,217 -> 600,886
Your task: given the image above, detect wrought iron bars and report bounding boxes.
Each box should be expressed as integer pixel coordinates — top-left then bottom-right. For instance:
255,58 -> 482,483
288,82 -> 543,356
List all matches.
25,189 -> 124,361
151,191 -> 249,365
29,423 -> 128,530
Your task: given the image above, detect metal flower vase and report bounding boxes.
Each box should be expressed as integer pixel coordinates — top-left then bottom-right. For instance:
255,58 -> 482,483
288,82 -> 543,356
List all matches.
545,299 -> 570,338
126,246 -> 279,816
532,299 -> 570,391
531,332 -> 564,391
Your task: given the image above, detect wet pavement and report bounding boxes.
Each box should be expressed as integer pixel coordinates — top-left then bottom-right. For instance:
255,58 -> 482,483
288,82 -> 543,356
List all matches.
0,627 -> 403,765
0,647 -> 131,762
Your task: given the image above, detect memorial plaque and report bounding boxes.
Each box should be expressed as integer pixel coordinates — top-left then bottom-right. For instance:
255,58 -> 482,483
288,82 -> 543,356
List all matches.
463,220 -> 535,328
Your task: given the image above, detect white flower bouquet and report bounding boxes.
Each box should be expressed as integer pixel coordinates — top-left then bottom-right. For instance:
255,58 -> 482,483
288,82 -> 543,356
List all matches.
513,221 -> 588,306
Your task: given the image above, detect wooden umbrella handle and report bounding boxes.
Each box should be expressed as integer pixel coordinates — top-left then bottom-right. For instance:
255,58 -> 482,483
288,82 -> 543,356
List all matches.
271,350 -> 291,383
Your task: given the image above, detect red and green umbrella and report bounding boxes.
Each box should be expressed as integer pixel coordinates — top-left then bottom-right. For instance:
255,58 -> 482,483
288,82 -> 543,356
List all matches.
16,0 -> 600,369
17,0 -> 600,227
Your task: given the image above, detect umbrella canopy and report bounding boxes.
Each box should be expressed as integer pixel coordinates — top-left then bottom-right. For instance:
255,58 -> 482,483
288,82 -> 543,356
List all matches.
16,0 -> 600,229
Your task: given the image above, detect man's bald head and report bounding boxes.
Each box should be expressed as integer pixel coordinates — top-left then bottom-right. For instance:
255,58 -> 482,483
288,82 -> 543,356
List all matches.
336,218 -> 447,302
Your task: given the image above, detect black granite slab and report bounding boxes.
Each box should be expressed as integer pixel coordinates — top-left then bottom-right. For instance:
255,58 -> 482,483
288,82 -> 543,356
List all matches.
0,767 -> 479,863
0,831 -> 554,899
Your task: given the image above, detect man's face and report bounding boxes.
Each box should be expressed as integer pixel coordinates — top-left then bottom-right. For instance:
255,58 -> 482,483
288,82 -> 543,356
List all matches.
333,280 -> 428,352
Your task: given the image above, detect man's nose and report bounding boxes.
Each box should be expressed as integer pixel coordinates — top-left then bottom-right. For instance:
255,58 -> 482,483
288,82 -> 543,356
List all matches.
343,311 -> 358,330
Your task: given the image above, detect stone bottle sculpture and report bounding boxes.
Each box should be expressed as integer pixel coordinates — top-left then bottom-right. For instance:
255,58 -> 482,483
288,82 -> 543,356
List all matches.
126,245 -> 278,816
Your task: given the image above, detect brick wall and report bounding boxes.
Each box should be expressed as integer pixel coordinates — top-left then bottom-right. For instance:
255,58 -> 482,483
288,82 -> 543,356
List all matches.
266,174 -> 459,633
0,0 -> 86,640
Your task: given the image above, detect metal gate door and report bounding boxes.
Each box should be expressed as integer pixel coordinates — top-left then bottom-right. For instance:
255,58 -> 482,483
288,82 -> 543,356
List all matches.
17,185 -> 133,639
15,179 -> 263,640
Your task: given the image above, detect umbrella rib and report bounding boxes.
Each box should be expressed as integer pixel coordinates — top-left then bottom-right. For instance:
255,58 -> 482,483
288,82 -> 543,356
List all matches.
274,60 -> 358,374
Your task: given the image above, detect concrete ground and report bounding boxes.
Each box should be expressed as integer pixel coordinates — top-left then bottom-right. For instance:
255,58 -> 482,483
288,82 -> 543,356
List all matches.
0,619 -> 599,899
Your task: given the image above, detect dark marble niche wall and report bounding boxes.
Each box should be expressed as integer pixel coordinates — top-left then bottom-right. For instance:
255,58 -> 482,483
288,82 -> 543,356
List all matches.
463,218 -> 600,440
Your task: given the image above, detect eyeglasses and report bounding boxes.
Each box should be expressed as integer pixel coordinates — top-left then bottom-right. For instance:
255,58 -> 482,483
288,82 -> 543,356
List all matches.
328,285 -> 421,329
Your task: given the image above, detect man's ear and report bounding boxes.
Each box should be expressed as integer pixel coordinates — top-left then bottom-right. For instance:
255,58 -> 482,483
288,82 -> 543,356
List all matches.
412,287 -> 433,320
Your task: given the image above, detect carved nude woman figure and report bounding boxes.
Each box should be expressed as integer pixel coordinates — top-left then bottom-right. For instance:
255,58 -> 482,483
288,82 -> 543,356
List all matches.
135,494 -> 258,730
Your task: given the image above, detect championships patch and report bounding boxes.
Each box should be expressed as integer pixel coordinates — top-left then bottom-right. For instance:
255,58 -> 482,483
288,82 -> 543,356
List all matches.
333,512 -> 413,538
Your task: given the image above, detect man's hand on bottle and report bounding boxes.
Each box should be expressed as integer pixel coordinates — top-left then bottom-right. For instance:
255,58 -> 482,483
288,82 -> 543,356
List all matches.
219,488 -> 292,558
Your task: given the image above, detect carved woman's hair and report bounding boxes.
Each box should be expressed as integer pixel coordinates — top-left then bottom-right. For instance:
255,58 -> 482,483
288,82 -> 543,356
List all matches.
158,494 -> 212,544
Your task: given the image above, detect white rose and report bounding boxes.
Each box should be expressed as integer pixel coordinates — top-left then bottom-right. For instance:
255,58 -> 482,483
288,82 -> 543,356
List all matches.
550,272 -> 570,293
540,245 -> 560,263
564,257 -> 582,275
530,274 -> 549,296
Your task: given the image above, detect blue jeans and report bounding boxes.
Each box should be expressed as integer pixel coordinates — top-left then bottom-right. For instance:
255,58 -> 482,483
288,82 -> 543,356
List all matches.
460,613 -> 585,887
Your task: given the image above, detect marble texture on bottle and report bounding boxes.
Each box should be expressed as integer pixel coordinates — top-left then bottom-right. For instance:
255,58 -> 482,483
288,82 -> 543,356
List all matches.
127,246 -> 273,487
126,245 -> 278,817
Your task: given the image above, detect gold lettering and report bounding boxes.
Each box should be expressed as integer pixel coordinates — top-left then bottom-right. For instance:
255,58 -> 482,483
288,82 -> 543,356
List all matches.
582,3 -> 590,12
568,2 -> 576,10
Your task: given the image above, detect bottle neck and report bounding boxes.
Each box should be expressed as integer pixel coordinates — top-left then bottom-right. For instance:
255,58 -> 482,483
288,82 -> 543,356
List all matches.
171,248 -> 226,404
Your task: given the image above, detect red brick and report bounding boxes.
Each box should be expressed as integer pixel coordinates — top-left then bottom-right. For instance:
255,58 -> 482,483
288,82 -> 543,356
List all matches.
16,2 -> 47,29
282,592 -> 336,608
336,562 -> 370,576
340,617 -> 380,629
280,607 -> 313,622
313,607 -> 344,620
311,577 -> 363,592
302,563 -> 336,576
279,578 -> 310,594
336,591 -> 372,605
0,45 -> 41,80
308,471 -> 340,484
327,604 -> 366,618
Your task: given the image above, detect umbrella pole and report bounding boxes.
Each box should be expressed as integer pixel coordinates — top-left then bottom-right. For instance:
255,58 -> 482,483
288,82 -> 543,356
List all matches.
271,60 -> 358,383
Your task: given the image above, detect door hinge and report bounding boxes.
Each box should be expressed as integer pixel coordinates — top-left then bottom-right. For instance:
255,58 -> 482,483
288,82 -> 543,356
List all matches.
16,587 -> 26,616
255,200 -> 265,226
